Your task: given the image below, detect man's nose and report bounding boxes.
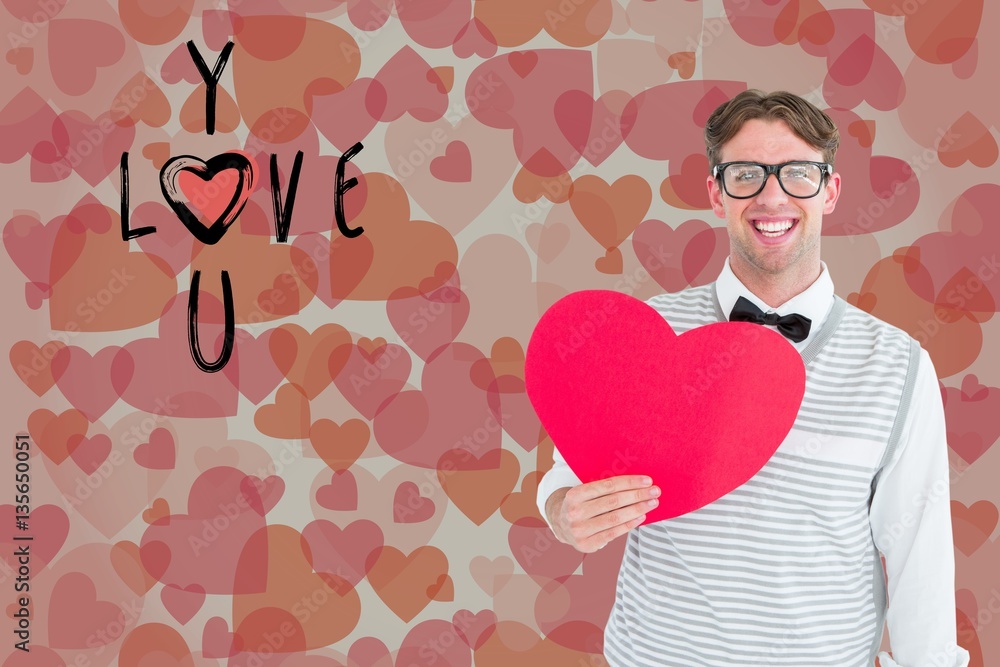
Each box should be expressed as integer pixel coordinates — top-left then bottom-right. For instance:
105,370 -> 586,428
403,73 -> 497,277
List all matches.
754,172 -> 789,206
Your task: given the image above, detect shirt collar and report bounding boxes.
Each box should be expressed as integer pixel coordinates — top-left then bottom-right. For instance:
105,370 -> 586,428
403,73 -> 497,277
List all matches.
715,256 -> 835,349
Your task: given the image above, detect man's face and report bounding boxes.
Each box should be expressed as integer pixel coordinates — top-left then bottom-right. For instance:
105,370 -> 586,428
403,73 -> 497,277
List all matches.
706,118 -> 841,279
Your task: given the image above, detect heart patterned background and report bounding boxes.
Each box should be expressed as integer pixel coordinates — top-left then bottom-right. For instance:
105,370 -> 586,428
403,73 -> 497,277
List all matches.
1,0 -> 998,665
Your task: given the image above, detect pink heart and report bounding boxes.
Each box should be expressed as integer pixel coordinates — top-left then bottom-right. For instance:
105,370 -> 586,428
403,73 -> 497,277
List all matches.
311,77 -> 383,152
369,46 -> 448,123
0,505 -> 68,568
48,572 -> 122,648
453,609 -> 497,649
430,141 -> 472,182
240,475 -> 284,516
50,346 -> 128,421
553,90 -> 633,167
202,616 -> 242,658
38,110 -> 135,186
334,342 -> 411,420
222,328 -> 285,404
133,202 -> 196,277
0,88 -> 57,164
47,18 -> 125,96
508,517 -> 583,583
160,41 -> 201,85
348,637 -> 393,667
67,434 -> 112,475
133,428 -> 176,470
302,519 -> 384,593
525,290 -> 805,523
386,270 -> 470,362
453,18 -> 498,59
393,481 -> 435,524
316,470 -> 359,511
632,218 -> 728,292
160,583 -> 205,625
372,343 -> 499,469
291,231 -> 373,309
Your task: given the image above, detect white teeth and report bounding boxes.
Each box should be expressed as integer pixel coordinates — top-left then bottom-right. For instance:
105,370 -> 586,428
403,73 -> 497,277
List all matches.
753,219 -> 795,232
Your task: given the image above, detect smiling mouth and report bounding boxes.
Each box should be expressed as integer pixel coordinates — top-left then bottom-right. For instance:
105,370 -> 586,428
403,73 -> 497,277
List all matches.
750,218 -> 798,238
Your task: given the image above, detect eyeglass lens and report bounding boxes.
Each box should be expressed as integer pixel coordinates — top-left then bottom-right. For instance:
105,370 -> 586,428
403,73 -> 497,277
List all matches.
724,163 -> 823,198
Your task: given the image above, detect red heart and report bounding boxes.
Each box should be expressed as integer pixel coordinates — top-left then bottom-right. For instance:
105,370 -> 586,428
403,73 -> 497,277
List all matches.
525,290 -> 805,523
159,151 -> 257,245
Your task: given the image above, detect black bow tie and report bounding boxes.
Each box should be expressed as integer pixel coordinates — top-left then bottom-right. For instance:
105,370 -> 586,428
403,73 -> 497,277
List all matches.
728,296 -> 811,343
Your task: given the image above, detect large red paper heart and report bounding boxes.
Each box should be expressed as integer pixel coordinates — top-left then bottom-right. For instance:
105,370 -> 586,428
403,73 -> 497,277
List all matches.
525,290 -> 805,524
159,151 -> 257,245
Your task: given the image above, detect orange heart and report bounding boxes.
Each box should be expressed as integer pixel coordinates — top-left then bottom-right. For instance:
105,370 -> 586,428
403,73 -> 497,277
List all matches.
27,408 -> 88,464
10,340 -> 66,396
269,323 -> 352,399
891,245 -> 921,273
255,272 -> 301,318
938,112 -> 998,168
111,540 -> 158,595
500,471 -> 546,524
112,72 -> 171,128
847,291 -> 878,313
368,546 -> 450,622
512,166 -> 573,204
309,418 -> 370,472
142,142 -> 172,169
952,500 -> 998,557
469,555 -> 514,596
438,449 -> 521,525
848,119 -> 876,148
143,498 -> 170,525
5,47 -> 32,74
427,574 -> 454,601
470,337 -> 526,389
358,336 -> 388,363
428,66 -> 454,94
666,51 -> 696,79
594,247 -> 624,274
569,174 -> 651,249
254,383 -> 311,439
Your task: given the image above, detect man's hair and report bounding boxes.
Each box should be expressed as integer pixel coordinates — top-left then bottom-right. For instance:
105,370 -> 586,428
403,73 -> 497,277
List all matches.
704,89 -> 840,170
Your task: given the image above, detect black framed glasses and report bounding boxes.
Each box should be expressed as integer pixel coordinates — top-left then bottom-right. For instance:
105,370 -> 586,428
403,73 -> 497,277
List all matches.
712,161 -> 833,199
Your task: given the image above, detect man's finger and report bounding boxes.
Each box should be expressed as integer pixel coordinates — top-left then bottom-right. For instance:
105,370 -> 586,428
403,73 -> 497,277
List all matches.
584,513 -> 647,551
570,475 -> 653,503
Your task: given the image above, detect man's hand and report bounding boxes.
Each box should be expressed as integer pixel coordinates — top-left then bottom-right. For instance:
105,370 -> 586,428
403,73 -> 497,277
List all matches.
545,476 -> 660,553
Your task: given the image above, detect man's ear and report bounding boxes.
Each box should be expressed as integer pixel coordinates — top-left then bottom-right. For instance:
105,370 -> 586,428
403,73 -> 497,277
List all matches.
707,175 -> 726,219
823,171 -> 842,214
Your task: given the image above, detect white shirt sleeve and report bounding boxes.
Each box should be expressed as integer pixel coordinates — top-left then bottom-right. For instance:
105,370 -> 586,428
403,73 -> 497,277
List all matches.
869,346 -> 970,667
535,442 -> 583,532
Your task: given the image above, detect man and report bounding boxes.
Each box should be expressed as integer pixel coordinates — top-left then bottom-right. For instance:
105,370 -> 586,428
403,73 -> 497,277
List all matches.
536,90 -> 968,667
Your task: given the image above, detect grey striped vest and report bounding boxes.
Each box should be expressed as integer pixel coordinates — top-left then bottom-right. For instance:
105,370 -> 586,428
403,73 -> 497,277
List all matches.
603,283 -> 921,667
